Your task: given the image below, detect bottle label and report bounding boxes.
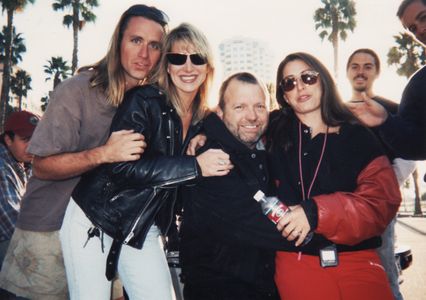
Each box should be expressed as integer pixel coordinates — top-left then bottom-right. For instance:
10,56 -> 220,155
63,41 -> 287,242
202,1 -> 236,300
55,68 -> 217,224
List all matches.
267,201 -> 289,224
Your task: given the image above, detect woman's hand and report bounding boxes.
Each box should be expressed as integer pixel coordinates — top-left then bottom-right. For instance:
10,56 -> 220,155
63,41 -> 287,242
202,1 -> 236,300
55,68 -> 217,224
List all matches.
196,149 -> 233,177
276,205 -> 311,247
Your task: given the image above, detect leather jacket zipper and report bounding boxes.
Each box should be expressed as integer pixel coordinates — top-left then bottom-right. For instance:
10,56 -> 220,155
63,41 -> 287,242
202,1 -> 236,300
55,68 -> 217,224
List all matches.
123,189 -> 158,245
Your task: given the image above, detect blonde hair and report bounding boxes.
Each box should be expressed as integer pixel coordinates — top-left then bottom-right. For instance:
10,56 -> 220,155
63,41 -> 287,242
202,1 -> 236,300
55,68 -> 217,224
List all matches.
78,5 -> 168,107
155,23 -> 214,123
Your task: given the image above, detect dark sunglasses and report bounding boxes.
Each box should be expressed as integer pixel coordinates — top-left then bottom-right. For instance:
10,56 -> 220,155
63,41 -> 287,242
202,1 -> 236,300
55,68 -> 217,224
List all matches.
166,53 -> 207,66
280,70 -> 319,92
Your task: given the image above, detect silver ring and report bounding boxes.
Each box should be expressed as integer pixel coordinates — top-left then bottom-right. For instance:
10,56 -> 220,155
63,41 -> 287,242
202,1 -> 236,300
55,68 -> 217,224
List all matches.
218,160 -> 226,166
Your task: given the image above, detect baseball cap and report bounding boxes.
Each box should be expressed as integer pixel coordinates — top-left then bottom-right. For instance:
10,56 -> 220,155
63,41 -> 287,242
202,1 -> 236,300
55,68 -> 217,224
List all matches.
4,110 -> 40,138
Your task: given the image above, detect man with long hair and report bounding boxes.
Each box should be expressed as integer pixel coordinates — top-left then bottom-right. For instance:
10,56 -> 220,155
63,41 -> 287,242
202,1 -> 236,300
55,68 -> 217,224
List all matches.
0,5 -> 168,299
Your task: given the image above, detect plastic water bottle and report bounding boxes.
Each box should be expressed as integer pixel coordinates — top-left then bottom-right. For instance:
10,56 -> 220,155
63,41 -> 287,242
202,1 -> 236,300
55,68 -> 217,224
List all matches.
253,190 -> 313,246
253,190 -> 289,224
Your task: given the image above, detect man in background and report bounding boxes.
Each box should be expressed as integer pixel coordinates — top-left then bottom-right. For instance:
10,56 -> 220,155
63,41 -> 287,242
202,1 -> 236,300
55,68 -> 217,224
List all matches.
347,0 -> 426,160
346,48 -> 416,300
0,111 -> 39,266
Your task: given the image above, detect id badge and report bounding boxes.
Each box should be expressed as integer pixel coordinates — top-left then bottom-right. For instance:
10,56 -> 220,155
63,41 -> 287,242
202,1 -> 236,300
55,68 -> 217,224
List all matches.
319,244 -> 339,267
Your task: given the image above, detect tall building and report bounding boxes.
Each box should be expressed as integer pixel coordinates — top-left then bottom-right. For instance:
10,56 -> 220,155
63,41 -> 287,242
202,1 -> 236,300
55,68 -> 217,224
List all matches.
218,37 -> 274,84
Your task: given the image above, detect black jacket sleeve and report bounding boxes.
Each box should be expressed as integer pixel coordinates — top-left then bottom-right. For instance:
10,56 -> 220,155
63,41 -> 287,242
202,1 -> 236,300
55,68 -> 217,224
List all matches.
107,86 -> 200,188
375,67 -> 426,160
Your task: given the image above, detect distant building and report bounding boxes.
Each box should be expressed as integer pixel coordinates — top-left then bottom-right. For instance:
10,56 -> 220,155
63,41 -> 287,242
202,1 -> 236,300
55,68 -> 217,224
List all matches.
218,37 -> 274,84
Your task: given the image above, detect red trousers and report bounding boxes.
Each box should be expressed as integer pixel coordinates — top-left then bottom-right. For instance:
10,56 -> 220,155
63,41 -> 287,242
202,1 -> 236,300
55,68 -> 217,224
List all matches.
275,250 -> 394,300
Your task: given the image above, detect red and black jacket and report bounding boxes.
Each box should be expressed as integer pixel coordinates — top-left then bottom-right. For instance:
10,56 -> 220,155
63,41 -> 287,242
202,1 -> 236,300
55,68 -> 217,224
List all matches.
269,112 -> 401,254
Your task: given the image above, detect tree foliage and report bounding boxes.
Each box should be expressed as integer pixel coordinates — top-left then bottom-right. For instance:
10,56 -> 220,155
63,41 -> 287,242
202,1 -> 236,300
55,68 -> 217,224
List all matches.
387,32 -> 426,79
44,56 -> 71,89
10,69 -> 31,111
52,0 -> 99,74
0,25 -> 26,65
314,0 -> 357,78
40,94 -> 49,112
0,0 -> 35,130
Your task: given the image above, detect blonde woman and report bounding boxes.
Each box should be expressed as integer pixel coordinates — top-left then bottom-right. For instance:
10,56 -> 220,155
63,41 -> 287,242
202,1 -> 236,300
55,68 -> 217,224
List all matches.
60,23 -> 232,300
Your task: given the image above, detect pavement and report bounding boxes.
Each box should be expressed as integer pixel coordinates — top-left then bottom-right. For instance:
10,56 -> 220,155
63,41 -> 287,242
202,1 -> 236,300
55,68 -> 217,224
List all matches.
396,203 -> 426,300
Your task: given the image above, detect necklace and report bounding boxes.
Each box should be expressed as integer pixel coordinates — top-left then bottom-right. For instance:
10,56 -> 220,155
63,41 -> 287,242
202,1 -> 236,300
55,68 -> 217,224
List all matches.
298,121 -> 328,200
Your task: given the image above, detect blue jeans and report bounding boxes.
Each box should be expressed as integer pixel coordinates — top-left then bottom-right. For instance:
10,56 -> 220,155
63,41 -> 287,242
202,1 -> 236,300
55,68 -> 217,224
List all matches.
60,198 -> 175,300
377,217 -> 403,300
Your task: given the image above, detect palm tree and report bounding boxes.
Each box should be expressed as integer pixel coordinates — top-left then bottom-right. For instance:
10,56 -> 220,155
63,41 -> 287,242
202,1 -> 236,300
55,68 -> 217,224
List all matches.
44,56 -> 71,89
412,169 -> 423,215
387,32 -> 426,78
10,69 -> 31,111
0,26 -> 26,65
0,0 -> 35,130
40,94 -> 49,112
52,0 -> 99,74
387,33 -> 425,216
314,0 -> 357,79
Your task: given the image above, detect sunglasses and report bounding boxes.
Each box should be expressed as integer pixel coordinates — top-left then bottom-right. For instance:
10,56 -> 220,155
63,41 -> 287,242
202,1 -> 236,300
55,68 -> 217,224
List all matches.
280,70 -> 319,92
166,53 -> 207,66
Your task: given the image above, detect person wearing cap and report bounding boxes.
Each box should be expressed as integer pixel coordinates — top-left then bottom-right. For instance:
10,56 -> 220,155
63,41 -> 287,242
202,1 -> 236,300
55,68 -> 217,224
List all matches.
0,111 -> 39,267
0,4 -> 168,300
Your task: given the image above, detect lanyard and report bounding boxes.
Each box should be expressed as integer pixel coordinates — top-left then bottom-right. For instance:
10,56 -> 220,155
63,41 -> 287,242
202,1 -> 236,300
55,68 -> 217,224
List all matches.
298,121 -> 328,200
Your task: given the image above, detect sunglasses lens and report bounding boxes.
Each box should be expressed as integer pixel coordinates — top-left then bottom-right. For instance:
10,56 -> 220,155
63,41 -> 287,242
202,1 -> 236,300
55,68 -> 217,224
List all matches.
282,78 -> 296,92
281,71 -> 319,92
301,73 -> 318,85
166,53 -> 186,65
167,53 -> 207,66
190,54 -> 207,65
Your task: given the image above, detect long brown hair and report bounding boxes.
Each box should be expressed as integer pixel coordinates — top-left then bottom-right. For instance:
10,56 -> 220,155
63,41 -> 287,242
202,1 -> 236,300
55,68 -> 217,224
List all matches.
268,52 -> 357,150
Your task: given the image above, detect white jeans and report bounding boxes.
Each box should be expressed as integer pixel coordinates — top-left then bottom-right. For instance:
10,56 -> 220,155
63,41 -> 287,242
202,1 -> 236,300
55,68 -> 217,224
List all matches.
60,198 -> 175,300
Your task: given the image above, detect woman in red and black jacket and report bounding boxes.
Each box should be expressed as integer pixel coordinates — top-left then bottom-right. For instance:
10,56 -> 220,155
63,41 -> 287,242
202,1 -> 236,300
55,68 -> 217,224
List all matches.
267,52 -> 401,300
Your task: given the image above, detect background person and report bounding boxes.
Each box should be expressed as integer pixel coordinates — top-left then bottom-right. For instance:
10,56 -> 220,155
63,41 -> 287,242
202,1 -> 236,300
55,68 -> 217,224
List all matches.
268,52 -> 401,300
61,23 -> 231,300
0,111 -> 39,266
0,4 -> 167,299
346,48 -> 416,300
347,0 -> 426,160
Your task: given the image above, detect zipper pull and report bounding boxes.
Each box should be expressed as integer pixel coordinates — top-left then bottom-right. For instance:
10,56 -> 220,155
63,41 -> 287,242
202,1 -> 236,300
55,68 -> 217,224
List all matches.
123,231 -> 134,244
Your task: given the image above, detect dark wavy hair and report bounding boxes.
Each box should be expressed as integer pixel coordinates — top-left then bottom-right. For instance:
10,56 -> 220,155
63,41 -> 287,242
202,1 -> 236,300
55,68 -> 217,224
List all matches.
267,52 -> 357,151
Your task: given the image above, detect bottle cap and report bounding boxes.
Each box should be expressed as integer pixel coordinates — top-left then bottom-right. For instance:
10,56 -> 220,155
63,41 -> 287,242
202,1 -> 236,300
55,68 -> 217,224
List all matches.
253,190 -> 265,202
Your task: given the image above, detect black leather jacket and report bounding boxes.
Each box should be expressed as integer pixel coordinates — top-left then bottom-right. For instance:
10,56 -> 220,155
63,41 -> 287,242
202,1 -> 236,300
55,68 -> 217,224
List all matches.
72,84 -> 201,279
